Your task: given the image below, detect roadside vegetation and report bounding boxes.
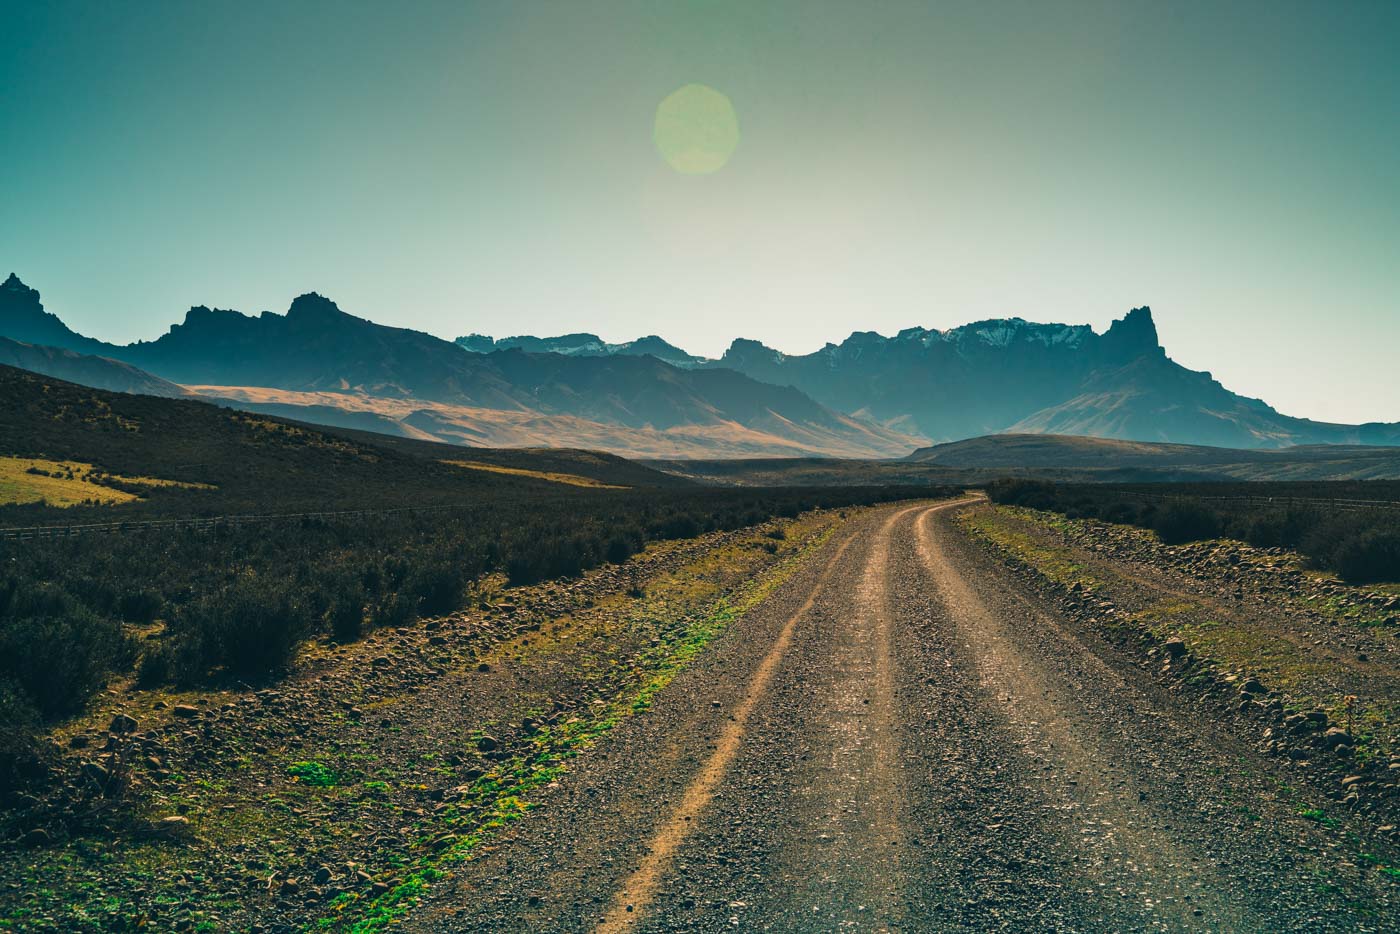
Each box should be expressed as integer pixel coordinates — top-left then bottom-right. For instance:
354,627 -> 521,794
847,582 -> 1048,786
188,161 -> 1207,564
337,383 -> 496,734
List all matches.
962,503 -> 1400,813
0,485 -> 942,795
986,479 -> 1400,584
0,505 -> 866,932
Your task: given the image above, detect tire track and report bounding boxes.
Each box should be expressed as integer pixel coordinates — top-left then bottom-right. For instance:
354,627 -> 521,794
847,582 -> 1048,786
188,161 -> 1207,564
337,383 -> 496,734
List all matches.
913,504 -> 1253,929
591,530 -> 859,931
595,503 -> 937,932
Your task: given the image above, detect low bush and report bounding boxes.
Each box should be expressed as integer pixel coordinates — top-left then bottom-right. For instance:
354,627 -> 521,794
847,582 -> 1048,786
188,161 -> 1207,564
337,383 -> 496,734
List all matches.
0,581 -> 132,718
1150,501 -> 1223,545
1336,531 -> 1400,585
0,679 -> 43,801
986,479 -> 1400,585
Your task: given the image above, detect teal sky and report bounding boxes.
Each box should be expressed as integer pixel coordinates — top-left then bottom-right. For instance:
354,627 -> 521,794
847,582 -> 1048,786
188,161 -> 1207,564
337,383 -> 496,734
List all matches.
2,1 -> 1397,423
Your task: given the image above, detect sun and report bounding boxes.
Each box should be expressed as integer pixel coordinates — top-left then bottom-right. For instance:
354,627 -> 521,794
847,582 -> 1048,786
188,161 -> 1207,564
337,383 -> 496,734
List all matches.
653,84 -> 740,175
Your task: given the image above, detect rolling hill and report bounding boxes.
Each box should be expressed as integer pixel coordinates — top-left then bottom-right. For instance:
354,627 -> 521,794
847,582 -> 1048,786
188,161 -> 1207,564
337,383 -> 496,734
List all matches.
0,336 -> 190,398
187,385 -> 910,459
0,364 -> 687,521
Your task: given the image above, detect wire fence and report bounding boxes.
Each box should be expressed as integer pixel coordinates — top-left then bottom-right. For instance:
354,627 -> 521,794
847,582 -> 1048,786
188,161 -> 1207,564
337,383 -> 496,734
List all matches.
0,502 -> 480,542
1109,490 -> 1400,513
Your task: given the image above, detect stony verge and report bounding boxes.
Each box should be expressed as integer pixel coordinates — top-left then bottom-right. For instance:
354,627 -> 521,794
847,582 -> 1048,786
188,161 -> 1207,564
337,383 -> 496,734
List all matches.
961,504 -> 1400,842
0,508 -> 852,933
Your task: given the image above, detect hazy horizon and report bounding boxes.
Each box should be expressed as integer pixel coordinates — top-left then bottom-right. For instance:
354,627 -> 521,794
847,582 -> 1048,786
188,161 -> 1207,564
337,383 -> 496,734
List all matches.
3,0 -> 1397,423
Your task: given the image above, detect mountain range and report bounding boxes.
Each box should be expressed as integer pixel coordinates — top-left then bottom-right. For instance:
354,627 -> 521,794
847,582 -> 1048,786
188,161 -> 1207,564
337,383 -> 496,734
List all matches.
2,272 -> 1395,457
0,275 -> 914,458
468,308 -> 1400,450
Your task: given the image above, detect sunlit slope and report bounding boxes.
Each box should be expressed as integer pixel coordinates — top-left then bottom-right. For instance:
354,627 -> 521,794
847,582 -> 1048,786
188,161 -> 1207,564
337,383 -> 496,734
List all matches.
0,366 -> 685,520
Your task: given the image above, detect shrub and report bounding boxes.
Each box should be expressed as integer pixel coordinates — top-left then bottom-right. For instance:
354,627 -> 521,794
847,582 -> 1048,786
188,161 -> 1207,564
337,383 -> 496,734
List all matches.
370,592 -> 417,630
1150,502 -> 1223,545
605,535 -> 635,564
118,589 -> 163,624
1336,531 -> 1400,585
0,678 -> 43,800
409,563 -> 465,617
328,588 -> 366,643
0,587 -> 131,718
162,580 -> 310,682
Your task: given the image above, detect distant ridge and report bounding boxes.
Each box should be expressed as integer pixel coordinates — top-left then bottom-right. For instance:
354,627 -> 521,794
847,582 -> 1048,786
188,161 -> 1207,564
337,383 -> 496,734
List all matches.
456,307 -> 1400,449
907,433 -> 1400,480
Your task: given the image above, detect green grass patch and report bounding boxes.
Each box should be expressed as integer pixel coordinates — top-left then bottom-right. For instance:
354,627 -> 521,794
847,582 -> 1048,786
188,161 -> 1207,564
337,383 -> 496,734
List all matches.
287,761 -> 339,787
959,506 -> 1106,591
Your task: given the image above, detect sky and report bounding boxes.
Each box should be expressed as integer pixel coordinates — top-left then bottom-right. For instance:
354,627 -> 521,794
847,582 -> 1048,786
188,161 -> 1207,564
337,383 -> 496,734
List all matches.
2,0 -> 1397,424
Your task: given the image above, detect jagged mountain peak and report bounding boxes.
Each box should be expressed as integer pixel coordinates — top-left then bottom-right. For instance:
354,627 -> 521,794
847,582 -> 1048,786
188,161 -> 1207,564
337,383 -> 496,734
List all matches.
166,304 -> 253,335
286,292 -> 350,321
1101,305 -> 1162,357
721,337 -> 786,363
933,317 -> 1094,350
2,273 -> 40,304
625,335 -> 683,353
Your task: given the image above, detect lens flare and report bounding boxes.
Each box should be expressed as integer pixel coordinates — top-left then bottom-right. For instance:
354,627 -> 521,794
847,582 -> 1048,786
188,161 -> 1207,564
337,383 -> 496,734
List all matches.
653,84 -> 740,175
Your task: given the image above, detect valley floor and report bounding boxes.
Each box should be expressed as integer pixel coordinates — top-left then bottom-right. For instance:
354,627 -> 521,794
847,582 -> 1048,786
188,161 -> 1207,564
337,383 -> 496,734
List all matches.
4,501 -> 1399,932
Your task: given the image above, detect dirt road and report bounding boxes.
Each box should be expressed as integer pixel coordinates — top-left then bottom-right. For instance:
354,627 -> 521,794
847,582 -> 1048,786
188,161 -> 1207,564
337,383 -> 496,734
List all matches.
408,501 -> 1396,931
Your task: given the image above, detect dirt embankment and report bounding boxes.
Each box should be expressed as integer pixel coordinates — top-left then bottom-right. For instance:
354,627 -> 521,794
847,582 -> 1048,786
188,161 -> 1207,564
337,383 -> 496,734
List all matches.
963,504 -> 1400,831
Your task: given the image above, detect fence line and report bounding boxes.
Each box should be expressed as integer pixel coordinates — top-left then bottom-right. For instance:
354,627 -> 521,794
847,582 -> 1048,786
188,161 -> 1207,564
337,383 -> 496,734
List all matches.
0,502 -> 481,542
1108,491 -> 1400,512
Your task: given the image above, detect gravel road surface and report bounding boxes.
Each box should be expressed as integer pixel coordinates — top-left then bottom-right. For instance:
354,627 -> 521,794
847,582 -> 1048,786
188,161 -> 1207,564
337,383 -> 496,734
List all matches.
407,500 -> 1396,932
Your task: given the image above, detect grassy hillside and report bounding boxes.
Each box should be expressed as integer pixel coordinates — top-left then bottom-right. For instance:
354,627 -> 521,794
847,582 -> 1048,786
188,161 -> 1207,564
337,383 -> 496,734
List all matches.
309,422 -> 693,489
190,384 -> 921,459
0,364 -> 685,523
